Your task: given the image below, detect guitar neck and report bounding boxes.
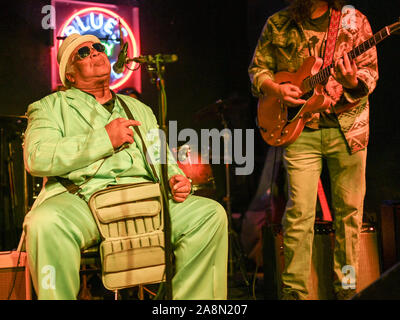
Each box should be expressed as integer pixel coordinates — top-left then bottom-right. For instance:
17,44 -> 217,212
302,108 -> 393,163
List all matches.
306,26 -> 391,89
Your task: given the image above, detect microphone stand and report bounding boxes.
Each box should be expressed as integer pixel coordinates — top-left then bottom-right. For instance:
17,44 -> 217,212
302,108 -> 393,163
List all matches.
115,24 -> 173,298
216,104 -> 250,291
143,58 -> 173,300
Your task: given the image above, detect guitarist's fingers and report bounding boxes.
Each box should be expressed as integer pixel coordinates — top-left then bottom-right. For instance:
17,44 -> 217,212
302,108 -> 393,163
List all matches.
336,58 -> 347,76
351,58 -> 358,74
279,83 -> 305,106
280,84 -> 302,99
331,57 -> 357,84
343,53 -> 352,72
288,84 -> 303,96
330,67 -> 337,80
331,62 -> 345,81
285,97 -> 307,106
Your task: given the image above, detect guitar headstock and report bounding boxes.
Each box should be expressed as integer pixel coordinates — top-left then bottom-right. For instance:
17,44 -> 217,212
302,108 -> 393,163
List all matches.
388,18 -> 400,35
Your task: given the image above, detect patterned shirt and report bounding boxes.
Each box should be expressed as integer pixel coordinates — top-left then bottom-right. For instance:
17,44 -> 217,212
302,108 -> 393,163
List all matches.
302,8 -> 339,128
249,7 -> 379,153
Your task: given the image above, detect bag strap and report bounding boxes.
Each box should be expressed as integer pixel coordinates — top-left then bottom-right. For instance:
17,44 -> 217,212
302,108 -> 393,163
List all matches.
56,157 -> 108,199
117,96 -> 160,181
56,95 -> 160,197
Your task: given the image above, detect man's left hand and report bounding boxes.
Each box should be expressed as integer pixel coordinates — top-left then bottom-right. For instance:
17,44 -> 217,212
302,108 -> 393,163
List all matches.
330,53 -> 359,89
169,175 -> 191,203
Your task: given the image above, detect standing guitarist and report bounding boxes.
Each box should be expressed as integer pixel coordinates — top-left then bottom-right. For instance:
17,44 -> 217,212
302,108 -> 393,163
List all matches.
249,0 -> 378,299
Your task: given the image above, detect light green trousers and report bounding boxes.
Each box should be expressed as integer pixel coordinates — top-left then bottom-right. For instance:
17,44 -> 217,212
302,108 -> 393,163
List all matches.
23,193 -> 228,300
282,127 -> 366,299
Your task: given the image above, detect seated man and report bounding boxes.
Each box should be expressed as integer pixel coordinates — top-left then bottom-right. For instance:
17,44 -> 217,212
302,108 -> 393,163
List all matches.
23,33 -> 228,300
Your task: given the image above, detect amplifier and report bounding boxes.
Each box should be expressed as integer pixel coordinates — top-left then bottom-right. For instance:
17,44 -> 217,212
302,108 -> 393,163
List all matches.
263,222 -> 381,300
378,200 -> 400,271
0,251 -> 32,300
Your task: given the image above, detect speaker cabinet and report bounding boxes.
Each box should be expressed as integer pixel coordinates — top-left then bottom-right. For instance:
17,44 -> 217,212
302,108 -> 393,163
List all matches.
263,222 -> 381,300
0,251 -> 32,300
352,262 -> 400,300
378,200 -> 400,272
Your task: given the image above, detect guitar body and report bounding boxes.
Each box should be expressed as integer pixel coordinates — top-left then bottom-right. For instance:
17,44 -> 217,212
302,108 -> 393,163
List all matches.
257,56 -> 332,147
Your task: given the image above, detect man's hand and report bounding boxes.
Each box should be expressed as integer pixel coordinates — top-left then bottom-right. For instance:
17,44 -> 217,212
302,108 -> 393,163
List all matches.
169,174 -> 191,203
276,83 -> 307,107
105,118 -> 141,150
261,79 -> 306,107
330,53 -> 359,89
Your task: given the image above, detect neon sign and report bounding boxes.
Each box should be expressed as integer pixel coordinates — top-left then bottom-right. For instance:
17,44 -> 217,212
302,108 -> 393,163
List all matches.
56,6 -> 139,90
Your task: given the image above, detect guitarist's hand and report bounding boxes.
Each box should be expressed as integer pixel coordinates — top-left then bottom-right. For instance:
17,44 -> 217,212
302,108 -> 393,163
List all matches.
330,53 -> 359,89
277,83 -> 307,107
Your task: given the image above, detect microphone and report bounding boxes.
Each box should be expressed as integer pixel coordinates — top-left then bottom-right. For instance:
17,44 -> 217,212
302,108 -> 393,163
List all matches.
131,54 -> 178,64
113,42 -> 129,74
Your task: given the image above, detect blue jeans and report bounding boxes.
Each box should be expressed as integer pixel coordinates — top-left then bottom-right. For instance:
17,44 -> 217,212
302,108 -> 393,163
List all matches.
281,127 -> 366,299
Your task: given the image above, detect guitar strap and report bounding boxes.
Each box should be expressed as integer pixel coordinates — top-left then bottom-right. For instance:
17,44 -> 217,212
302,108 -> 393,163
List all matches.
315,9 -> 341,222
323,8 -> 341,68
318,178 -> 332,221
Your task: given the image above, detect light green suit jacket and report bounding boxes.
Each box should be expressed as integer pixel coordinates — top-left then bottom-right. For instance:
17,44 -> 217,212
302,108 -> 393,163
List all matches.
24,87 -> 184,208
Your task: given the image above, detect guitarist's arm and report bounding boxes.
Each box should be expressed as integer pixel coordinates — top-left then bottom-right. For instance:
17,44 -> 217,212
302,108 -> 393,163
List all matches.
248,15 -> 307,107
248,17 -> 277,97
334,12 -> 379,105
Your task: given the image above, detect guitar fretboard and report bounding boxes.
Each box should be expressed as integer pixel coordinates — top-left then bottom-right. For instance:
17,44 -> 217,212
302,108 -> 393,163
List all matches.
305,26 -> 391,89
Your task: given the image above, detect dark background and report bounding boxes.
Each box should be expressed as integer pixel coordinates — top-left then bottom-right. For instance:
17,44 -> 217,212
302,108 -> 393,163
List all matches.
0,0 -> 399,250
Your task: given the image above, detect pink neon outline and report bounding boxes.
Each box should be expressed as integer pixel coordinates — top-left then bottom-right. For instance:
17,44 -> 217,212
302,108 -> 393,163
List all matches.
57,6 -> 138,90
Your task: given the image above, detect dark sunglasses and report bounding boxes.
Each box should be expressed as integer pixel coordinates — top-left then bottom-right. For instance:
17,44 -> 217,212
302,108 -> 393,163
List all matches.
75,43 -> 105,60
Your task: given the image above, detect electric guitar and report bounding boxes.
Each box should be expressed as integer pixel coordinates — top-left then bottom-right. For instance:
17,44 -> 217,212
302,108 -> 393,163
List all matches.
257,18 -> 400,147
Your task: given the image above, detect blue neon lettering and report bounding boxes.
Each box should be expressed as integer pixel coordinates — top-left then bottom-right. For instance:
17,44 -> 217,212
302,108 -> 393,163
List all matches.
90,12 -> 103,30
104,18 -> 117,35
75,16 -> 90,32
